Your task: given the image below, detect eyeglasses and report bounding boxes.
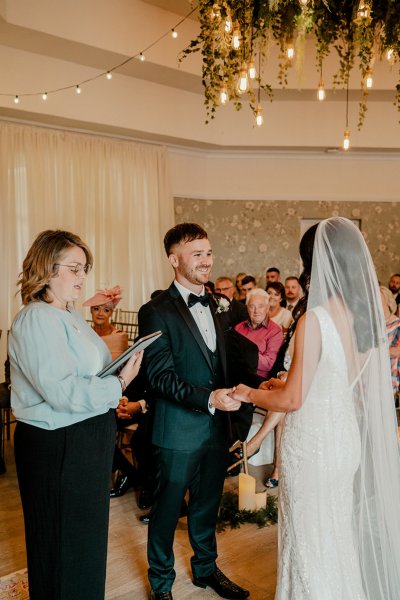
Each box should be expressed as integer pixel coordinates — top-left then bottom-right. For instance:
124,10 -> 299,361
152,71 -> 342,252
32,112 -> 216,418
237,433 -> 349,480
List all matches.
215,285 -> 233,293
55,263 -> 92,276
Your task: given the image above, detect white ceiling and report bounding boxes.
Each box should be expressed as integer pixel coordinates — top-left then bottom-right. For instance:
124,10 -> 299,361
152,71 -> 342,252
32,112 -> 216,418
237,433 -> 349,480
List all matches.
0,0 -> 399,152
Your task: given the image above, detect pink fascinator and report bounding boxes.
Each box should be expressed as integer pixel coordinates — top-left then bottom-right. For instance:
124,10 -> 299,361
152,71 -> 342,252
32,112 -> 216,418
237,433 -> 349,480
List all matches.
83,285 -> 123,309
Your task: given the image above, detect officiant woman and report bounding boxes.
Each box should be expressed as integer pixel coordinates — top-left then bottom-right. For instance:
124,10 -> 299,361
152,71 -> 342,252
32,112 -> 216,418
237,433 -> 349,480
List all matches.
8,229 -> 143,600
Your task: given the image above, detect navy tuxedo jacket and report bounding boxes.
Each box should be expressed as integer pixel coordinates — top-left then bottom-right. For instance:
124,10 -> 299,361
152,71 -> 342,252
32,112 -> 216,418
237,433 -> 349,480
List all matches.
138,283 -> 230,451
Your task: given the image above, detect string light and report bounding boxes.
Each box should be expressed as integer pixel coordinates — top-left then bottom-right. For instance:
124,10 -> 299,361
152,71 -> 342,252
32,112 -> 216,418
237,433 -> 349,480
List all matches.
219,83 -> 228,104
237,64 -> 249,94
232,22 -> 241,50
287,41 -> 295,60
248,58 -> 256,80
3,5 -> 197,106
343,128 -> 350,151
357,1 -> 371,19
386,48 -> 394,63
225,15 -> 232,33
255,104 -> 264,127
299,0 -> 308,5
365,67 -> 373,89
317,79 -> 326,101
211,4 -> 221,19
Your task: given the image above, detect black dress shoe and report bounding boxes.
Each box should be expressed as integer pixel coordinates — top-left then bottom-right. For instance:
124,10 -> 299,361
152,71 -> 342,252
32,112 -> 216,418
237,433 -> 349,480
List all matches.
150,591 -> 173,599
193,567 -> 249,599
110,475 -> 133,498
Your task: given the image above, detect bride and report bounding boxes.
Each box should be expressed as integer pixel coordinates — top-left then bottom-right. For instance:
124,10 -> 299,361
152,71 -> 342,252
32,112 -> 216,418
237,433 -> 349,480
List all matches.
233,217 -> 400,599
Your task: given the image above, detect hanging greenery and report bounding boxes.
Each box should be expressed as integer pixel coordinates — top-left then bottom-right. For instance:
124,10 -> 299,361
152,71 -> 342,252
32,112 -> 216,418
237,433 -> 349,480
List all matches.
180,0 -> 400,129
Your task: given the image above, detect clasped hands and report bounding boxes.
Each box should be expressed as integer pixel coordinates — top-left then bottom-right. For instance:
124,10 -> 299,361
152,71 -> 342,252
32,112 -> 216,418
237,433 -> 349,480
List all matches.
222,377 -> 285,407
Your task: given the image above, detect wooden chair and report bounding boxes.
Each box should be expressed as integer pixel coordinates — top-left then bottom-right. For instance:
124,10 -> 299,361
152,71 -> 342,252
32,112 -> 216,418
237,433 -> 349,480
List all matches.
114,309 -> 138,325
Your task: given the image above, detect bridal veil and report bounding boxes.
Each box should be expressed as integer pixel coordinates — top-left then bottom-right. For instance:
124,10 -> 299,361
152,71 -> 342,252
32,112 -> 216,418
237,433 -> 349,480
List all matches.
303,217 -> 400,599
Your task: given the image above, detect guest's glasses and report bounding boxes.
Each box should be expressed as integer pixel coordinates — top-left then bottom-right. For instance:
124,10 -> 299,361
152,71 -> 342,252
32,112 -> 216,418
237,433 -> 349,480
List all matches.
215,285 -> 233,293
55,263 -> 92,276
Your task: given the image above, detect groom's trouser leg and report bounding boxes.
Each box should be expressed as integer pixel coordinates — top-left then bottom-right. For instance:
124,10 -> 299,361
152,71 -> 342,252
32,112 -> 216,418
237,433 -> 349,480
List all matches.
187,444 -> 229,579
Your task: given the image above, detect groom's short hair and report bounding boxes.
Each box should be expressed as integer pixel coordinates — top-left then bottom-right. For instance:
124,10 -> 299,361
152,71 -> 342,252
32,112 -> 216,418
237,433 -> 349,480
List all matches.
164,222 -> 208,256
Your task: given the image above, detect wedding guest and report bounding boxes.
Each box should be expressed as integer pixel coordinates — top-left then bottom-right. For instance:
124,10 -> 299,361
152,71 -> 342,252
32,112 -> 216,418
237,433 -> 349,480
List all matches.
83,285 -> 128,360
235,272 -> 247,301
239,275 -> 256,303
380,286 -> 400,399
8,229 -> 143,600
138,222 -> 249,600
0,358 -> 11,474
214,276 -> 248,327
265,266 -> 281,286
284,276 -> 302,312
266,282 -> 293,335
388,273 -> 400,316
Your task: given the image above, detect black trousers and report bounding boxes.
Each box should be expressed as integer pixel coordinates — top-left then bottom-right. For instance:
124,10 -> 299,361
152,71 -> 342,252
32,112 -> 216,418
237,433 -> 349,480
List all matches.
148,443 -> 229,592
14,410 -> 116,600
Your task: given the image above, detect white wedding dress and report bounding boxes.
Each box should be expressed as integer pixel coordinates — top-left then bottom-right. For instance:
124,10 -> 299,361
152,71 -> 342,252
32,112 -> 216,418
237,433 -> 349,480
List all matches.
276,306 -> 366,600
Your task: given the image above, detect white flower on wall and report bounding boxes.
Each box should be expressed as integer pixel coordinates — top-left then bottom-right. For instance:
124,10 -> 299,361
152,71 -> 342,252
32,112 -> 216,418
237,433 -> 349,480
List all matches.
352,208 -> 360,217
175,205 -> 183,215
246,201 -> 255,210
238,245 -> 246,253
375,206 -> 382,214
253,220 -> 261,228
259,243 -> 267,252
287,208 -> 296,216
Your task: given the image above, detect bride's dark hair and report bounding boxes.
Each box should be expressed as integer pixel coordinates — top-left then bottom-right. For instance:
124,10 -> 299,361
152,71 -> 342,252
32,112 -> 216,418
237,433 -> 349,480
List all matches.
299,223 -> 319,299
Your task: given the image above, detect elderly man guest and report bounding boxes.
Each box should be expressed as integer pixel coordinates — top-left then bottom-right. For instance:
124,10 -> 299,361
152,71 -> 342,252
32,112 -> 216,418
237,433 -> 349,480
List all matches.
138,223 -> 249,600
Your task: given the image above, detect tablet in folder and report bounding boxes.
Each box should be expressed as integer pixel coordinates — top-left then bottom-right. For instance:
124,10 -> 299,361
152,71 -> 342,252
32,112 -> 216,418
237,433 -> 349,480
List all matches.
97,330 -> 162,378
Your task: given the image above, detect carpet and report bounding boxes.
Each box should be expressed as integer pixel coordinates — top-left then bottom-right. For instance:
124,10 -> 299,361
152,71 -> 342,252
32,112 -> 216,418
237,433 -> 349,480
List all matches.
0,569 -> 29,600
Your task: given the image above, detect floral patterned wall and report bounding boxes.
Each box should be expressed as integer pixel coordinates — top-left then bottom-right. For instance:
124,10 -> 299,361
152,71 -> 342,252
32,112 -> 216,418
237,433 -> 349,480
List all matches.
174,198 -> 400,287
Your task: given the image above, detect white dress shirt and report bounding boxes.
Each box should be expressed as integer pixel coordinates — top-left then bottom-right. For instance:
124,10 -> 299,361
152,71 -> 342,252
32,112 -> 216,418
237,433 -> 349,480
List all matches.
174,280 -> 216,352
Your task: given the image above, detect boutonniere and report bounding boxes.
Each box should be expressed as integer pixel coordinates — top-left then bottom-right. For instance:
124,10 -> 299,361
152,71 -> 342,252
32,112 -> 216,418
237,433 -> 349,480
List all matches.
213,295 -> 230,314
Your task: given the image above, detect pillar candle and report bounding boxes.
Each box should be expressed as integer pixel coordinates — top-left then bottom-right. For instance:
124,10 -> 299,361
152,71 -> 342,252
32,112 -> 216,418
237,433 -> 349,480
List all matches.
238,472 -> 256,511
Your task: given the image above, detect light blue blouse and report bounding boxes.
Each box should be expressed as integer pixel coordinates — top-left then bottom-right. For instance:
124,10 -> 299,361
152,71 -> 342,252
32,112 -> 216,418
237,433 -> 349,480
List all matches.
8,301 -> 121,430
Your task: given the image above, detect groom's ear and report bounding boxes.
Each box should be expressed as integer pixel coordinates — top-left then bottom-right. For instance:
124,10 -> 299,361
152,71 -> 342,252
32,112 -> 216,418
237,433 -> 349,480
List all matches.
169,253 -> 179,269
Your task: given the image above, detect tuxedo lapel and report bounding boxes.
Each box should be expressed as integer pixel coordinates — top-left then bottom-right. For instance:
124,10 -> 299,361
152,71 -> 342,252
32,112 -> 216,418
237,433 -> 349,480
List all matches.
168,284 -> 213,371
211,305 -> 228,380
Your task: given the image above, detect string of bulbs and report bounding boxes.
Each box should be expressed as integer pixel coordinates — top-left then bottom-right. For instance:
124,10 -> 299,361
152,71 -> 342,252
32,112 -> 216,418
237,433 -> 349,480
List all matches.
1,6 -> 197,105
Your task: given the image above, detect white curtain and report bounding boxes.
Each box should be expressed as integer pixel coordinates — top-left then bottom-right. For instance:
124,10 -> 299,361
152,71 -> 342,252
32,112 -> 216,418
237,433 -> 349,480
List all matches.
0,121 -> 174,338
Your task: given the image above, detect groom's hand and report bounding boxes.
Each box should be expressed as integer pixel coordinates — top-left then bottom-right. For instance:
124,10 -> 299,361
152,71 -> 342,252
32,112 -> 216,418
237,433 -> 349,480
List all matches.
211,388 -> 241,411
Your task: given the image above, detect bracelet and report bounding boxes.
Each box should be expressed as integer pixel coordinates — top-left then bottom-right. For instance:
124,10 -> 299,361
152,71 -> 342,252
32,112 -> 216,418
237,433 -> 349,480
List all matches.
117,375 -> 126,392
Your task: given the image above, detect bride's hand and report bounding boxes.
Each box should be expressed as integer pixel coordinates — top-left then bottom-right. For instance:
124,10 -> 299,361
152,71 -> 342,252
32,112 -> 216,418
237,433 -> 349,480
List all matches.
230,383 -> 252,403
260,377 -> 285,391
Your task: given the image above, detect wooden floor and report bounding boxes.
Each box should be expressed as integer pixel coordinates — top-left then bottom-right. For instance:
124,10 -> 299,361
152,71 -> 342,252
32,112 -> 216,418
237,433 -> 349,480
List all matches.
0,428 -> 278,599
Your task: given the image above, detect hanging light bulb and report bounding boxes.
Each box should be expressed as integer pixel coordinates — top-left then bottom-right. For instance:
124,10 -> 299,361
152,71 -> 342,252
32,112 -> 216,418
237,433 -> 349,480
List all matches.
224,14 -> 232,33
76,85 -> 81,94
365,68 -> 373,89
232,22 -> 241,50
220,84 -> 228,105
317,79 -> 326,101
106,71 -> 112,80
248,58 -> 257,80
356,1 -> 370,19
14,95 -> 20,104
255,104 -> 264,127
343,128 -> 350,151
139,52 -> 146,62
171,29 -> 178,39
211,3 -> 221,19
386,48 -> 394,63
42,92 -> 48,101
287,41 -> 295,60
236,64 -> 249,94
299,0 -> 308,5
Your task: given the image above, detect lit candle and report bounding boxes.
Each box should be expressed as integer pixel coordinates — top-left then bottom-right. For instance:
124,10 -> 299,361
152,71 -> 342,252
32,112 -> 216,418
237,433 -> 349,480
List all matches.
255,491 -> 267,510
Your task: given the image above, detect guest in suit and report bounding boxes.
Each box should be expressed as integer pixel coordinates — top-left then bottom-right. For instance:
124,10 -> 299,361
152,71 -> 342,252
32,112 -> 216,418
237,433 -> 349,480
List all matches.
284,276 -> 302,313
214,275 -> 248,329
138,223 -> 250,600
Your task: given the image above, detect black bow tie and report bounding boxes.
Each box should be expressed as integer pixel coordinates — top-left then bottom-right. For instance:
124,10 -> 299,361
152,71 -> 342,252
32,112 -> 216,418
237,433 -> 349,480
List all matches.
187,293 -> 210,308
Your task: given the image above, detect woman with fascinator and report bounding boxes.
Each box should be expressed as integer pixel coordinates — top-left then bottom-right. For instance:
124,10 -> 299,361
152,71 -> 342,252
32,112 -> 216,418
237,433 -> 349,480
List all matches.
233,217 -> 400,599
83,285 -> 128,359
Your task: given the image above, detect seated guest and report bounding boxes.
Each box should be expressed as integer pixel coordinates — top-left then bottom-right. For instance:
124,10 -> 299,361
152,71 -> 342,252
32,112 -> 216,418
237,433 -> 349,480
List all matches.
380,286 -> 400,400
205,280 -> 215,294
239,275 -> 256,303
266,282 -> 293,335
214,276 -> 248,327
235,272 -> 247,302
83,285 -> 128,360
388,273 -> 400,317
265,266 -> 280,287
235,288 -> 283,380
284,276 -> 302,312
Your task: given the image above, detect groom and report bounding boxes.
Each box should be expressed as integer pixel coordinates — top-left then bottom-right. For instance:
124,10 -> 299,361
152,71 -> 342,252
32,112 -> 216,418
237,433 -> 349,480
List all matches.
138,223 -> 249,600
